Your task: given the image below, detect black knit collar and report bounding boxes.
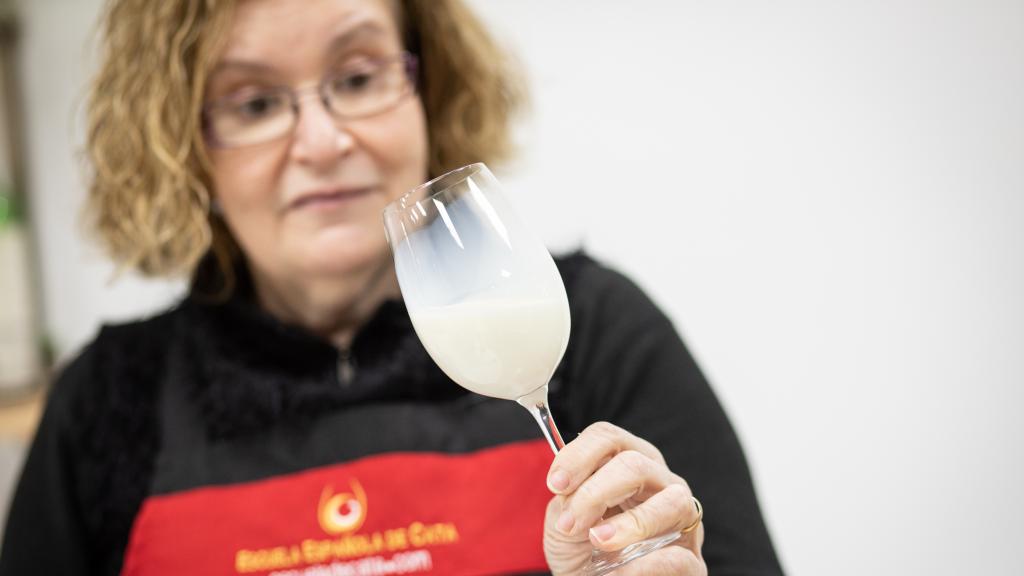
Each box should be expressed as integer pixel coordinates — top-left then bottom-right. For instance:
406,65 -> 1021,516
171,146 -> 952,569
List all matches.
179,273 -> 461,440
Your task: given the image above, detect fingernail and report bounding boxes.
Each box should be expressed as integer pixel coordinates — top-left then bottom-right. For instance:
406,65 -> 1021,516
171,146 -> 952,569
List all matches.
556,509 -> 575,534
548,469 -> 570,493
590,523 -> 616,543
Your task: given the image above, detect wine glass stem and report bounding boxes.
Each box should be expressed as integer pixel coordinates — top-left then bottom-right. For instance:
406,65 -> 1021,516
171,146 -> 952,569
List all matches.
517,384 -> 565,454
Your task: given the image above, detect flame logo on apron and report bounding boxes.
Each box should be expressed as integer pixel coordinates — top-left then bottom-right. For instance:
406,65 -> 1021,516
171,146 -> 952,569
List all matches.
318,480 -> 368,535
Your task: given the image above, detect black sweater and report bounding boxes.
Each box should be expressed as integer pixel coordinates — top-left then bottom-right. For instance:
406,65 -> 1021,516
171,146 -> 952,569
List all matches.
1,253 -> 782,575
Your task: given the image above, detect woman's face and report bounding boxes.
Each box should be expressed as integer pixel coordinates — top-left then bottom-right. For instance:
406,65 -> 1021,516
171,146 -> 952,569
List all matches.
205,0 -> 428,288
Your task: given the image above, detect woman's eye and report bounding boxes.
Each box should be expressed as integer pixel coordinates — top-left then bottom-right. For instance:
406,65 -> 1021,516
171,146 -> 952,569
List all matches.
232,94 -> 285,119
333,71 -> 376,93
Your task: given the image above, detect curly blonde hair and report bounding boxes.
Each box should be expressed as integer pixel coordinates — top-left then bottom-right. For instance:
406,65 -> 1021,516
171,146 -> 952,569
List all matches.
86,0 -> 523,286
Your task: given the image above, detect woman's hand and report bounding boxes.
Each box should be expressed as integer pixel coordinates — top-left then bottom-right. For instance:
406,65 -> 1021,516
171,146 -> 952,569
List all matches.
543,422 -> 707,575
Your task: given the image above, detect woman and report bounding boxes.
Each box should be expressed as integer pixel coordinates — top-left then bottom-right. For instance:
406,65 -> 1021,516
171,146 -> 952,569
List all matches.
1,0 -> 782,574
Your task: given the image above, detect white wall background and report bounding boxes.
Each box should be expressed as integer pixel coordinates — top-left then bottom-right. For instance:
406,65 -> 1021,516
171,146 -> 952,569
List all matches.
12,0 -> 1024,574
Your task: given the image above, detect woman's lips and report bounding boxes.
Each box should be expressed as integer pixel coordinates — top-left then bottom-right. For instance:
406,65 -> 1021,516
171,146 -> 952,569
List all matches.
288,187 -> 374,211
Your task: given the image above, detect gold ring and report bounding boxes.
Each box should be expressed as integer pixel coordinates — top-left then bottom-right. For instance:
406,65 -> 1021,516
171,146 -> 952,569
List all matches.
681,496 -> 703,534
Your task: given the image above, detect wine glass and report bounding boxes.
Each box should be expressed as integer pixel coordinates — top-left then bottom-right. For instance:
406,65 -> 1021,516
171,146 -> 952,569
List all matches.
382,163 -> 680,575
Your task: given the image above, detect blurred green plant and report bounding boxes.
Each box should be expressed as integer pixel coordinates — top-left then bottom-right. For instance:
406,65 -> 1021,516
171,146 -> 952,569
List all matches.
0,181 -> 20,227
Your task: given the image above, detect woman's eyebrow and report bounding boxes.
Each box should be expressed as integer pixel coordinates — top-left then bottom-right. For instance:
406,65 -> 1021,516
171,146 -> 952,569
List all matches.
209,60 -> 276,78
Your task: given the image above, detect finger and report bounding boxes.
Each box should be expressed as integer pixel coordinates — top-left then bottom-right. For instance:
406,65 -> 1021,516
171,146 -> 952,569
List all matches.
587,484 -> 702,552
556,449 -> 681,538
610,544 -> 706,576
681,520 -> 706,558
544,495 -> 589,544
543,496 -> 593,572
547,421 -> 665,495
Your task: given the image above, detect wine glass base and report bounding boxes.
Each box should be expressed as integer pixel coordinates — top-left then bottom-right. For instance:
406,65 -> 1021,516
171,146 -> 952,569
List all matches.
581,531 -> 682,576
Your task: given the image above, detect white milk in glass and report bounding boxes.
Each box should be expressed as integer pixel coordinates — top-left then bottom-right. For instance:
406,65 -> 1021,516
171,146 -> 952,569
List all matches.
409,297 -> 570,400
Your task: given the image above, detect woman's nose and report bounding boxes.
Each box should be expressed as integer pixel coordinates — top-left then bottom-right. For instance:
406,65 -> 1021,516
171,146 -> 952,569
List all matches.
289,93 -> 355,168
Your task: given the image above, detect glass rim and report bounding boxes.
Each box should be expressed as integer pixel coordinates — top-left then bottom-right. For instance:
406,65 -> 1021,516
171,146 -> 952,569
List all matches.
383,162 -> 488,217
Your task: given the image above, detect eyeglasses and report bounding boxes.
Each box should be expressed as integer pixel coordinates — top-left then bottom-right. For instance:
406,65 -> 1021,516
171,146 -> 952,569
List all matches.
202,52 -> 418,148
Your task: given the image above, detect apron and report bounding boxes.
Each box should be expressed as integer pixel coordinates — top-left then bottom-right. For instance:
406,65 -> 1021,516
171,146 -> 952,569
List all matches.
119,340 -> 553,576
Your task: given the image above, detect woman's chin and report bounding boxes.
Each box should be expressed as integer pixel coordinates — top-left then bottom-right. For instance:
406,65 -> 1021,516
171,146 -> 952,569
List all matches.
293,243 -> 391,279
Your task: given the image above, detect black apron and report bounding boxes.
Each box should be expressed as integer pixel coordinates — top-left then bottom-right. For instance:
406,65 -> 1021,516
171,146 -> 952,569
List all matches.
120,339 -> 553,575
